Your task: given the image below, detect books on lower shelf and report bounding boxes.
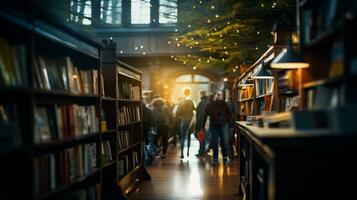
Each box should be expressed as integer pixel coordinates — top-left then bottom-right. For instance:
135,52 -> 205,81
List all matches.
118,130 -> 130,151
118,155 -> 131,177
117,105 -> 141,126
0,38 -> 28,87
33,143 -> 97,196
0,104 -> 22,148
101,140 -> 113,164
34,104 -> 99,144
34,55 -> 99,95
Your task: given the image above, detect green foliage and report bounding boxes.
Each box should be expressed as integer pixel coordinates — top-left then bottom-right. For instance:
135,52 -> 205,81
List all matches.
170,0 -> 295,75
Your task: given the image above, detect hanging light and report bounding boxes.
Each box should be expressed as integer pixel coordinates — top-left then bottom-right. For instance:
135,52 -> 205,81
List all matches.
251,61 -> 274,79
271,41 -> 310,69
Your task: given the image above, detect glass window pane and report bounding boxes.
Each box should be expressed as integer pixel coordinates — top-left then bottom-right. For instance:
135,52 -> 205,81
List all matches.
194,75 -> 210,82
131,0 -> 151,24
83,0 -> 92,25
101,0 -> 122,24
70,0 -> 92,25
159,0 -> 177,24
175,75 -> 192,82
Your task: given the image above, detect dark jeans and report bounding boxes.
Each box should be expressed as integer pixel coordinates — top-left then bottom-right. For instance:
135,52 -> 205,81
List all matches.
211,125 -> 227,162
156,124 -> 169,154
180,119 -> 192,154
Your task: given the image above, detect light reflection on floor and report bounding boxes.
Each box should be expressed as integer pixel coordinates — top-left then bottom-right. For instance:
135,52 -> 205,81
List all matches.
132,135 -> 240,200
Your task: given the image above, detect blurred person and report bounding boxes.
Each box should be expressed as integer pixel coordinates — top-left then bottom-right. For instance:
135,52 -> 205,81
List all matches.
201,91 -> 232,165
151,97 -> 172,158
171,97 -> 183,146
142,103 -> 156,165
176,88 -> 195,159
226,96 -> 235,161
194,90 -> 209,157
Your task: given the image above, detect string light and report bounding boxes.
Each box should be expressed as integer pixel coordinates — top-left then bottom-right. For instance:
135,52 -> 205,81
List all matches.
235,66 -> 239,69
214,28 -> 217,31
207,59 -> 210,63
174,29 -> 178,32
261,3 -> 264,7
183,61 -> 186,64
207,33 -> 210,36
237,30 -> 240,33
188,24 -> 191,28
224,46 -> 227,49
227,21 -> 230,25
257,31 -> 260,35
234,42 -> 238,46
177,43 -> 181,47
215,14 -> 219,18
191,37 -> 194,40
170,55 -> 174,58
193,66 -> 197,70
222,58 -> 225,61
199,1 -> 202,4
190,46 -> 193,49
174,57 -> 177,60
255,47 -> 259,50
168,41 -> 171,45
198,58 -> 201,61
120,50 -> 123,54
195,41 -> 199,45
175,38 -> 179,41
220,34 -> 223,38
207,19 -> 211,23
211,5 -> 215,9
233,69 -> 236,72
187,54 -> 191,57
134,47 -> 138,50
140,45 -> 144,49
225,51 -> 228,55
142,52 -> 146,55
193,5 -> 196,9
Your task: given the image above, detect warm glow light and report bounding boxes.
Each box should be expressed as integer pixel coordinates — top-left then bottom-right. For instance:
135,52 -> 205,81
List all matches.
140,45 -> 144,48
193,66 -> 197,70
170,55 -> 174,58
271,63 -> 310,69
168,41 -> 171,44
142,52 -> 146,55
211,5 -> 215,9
207,19 -> 211,23
215,14 -> 219,18
120,50 -> 123,54
235,66 -> 238,69
134,47 -> 138,50
175,38 -> 179,41
233,69 -> 236,72
223,78 -> 228,82
177,43 -> 181,47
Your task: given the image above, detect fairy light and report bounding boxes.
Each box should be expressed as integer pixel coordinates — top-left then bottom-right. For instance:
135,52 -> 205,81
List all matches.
237,30 -> 240,33
220,34 -> 223,38
261,3 -> 264,7
207,59 -> 210,63
142,52 -> 146,55
233,69 -> 236,72
214,28 -> 217,31
168,41 -> 171,45
234,42 -> 238,46
191,37 -> 194,40
195,41 -> 199,45
188,24 -> 192,28
227,21 -> 230,25
235,66 -> 239,69
257,31 -> 260,35
120,50 -> 123,54
174,57 -> 177,60
183,61 -> 186,64
134,46 -> 138,50
140,45 -> 144,49
207,19 -> 211,23
187,54 -> 191,57
174,28 -> 178,32
198,58 -> 201,61
175,38 -> 179,41
215,14 -> 219,18
177,43 -> 181,47
193,66 -> 197,70
190,46 -> 193,49
255,47 -> 259,50
225,51 -> 228,55
211,5 -> 215,9
222,58 -> 225,61
170,55 -> 174,58
193,5 -> 196,9
207,33 -> 210,36
224,46 -> 227,49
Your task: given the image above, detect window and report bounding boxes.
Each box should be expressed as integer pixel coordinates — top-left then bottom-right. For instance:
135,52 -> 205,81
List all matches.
175,75 -> 192,82
101,0 -> 122,24
159,0 -> 177,24
131,0 -> 151,24
70,0 -> 92,25
193,75 -> 210,82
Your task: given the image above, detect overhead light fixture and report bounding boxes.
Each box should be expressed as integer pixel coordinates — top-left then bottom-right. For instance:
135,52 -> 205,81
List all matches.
271,41 -> 310,69
251,61 -> 274,79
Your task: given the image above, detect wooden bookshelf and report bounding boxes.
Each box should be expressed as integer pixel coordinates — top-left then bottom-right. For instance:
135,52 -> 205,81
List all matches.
101,40 -> 150,200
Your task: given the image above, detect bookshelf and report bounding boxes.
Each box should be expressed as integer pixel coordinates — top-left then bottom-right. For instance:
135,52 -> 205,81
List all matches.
234,45 -> 286,122
0,5 -> 104,200
299,0 -> 357,132
101,40 -> 150,200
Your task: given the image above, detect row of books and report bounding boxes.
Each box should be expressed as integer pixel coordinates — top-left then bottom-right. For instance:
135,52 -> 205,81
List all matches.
34,105 -> 99,144
238,85 -> 254,101
118,130 -> 130,151
33,143 -> 97,196
117,151 -> 140,177
101,140 -> 113,164
0,38 -> 27,87
54,183 -> 100,200
34,55 -> 99,95
240,101 -> 254,115
0,104 -> 21,148
301,0 -> 341,44
118,81 -> 140,100
257,95 -> 274,114
117,105 -> 141,126
255,79 -> 274,97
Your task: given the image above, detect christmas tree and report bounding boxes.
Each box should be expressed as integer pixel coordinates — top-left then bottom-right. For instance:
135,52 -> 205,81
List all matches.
169,0 -> 296,75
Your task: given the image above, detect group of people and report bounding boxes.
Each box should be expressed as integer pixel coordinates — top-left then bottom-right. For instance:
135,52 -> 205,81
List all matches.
143,87 -> 235,166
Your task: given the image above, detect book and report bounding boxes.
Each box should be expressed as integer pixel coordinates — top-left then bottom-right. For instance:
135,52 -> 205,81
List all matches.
0,104 -> 21,147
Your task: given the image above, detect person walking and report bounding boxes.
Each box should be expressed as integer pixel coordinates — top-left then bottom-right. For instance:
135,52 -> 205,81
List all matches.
201,91 -> 232,165
194,90 -> 209,157
142,103 -> 156,165
151,97 -> 172,159
176,88 -> 195,159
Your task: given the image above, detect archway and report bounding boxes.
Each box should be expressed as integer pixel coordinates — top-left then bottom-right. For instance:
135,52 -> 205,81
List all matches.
172,74 -> 212,104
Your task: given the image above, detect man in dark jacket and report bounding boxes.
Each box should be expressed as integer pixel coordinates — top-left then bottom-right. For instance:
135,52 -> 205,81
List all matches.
195,90 -> 209,157
201,90 -> 232,165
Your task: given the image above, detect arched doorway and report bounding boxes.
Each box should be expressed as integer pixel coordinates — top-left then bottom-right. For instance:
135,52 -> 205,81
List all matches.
172,74 -> 211,104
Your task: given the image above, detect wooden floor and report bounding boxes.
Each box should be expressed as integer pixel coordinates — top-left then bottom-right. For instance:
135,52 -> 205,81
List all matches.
132,136 -> 241,200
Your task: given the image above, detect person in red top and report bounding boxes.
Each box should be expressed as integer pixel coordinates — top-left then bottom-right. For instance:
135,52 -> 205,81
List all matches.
201,90 -> 232,165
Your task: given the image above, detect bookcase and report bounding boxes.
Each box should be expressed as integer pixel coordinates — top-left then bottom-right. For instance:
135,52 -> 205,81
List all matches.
299,0 -> 357,132
100,40 -> 150,200
0,5 -> 104,200
234,45 -> 285,122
